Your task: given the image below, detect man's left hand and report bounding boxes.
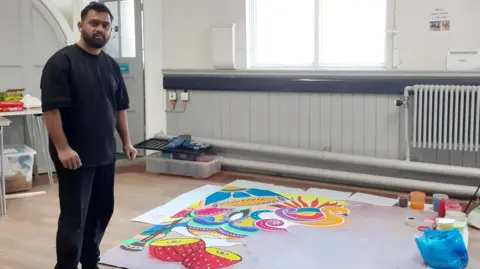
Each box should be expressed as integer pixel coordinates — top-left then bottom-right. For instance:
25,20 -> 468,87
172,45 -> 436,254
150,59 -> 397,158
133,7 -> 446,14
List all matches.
123,143 -> 138,161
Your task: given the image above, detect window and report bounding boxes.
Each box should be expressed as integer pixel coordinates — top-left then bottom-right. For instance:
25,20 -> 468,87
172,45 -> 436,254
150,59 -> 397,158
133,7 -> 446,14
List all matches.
248,0 -> 392,69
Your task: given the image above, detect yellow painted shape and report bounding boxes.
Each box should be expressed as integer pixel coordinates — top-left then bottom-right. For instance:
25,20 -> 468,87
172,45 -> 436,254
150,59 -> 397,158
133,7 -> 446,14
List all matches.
206,247 -> 242,261
276,193 -> 347,207
188,229 -> 233,240
234,218 -> 256,227
217,197 -> 280,207
150,238 -> 201,247
303,206 -> 350,227
223,186 -> 247,191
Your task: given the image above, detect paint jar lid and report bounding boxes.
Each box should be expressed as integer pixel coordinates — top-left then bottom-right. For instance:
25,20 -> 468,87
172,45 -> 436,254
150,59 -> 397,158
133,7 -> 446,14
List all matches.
410,191 -> 426,201
445,204 -> 462,211
433,193 -> 449,200
436,218 -> 456,225
445,201 -> 460,206
411,191 -> 426,196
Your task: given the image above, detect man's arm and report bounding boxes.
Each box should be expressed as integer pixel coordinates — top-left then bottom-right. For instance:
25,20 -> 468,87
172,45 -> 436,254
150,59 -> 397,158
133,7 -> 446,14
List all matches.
114,66 -> 131,146
116,110 -> 137,160
41,58 -> 71,152
44,109 -> 70,151
116,109 -> 131,146
114,63 -> 136,160
40,57 -> 81,169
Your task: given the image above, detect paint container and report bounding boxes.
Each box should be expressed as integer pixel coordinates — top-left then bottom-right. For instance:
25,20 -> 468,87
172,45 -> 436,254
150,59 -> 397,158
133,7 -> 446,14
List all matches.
410,191 -> 426,210
436,218 -> 456,231
417,218 -> 436,232
398,195 -> 409,208
445,201 -> 463,212
432,193 -> 449,212
445,211 -> 467,222
454,221 -> 466,233
438,200 -> 447,217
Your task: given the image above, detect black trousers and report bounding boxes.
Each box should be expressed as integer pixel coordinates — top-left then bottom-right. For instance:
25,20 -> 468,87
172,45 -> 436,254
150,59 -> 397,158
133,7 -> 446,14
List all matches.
53,161 -> 115,269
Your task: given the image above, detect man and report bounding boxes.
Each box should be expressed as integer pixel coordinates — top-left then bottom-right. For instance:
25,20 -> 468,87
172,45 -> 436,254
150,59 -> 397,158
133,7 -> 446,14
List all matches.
40,2 -> 137,269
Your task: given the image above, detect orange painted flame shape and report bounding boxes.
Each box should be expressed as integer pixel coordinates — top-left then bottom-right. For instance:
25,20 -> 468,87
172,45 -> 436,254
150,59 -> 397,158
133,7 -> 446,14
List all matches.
274,196 -> 349,228
276,197 -> 341,209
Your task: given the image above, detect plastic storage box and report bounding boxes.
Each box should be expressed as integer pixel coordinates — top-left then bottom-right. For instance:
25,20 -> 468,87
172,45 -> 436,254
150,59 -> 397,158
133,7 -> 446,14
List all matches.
146,153 -> 223,179
2,144 -> 37,193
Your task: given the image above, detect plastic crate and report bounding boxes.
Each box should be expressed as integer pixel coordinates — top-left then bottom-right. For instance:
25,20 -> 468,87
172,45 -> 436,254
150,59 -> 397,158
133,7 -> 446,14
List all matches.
145,153 -> 223,179
1,144 -> 37,193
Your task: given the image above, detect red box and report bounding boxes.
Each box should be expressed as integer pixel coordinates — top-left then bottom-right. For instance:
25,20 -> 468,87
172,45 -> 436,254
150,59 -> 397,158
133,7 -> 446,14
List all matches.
0,102 -> 24,112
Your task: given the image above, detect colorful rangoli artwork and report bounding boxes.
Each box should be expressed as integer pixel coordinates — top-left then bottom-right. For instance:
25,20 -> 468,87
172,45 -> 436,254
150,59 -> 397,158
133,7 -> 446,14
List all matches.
100,185 -> 435,269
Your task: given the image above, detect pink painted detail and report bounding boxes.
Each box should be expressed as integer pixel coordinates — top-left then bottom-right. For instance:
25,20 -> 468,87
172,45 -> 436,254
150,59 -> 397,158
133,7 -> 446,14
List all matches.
195,208 -> 234,218
171,209 -> 192,218
417,226 -> 431,232
255,219 -> 288,232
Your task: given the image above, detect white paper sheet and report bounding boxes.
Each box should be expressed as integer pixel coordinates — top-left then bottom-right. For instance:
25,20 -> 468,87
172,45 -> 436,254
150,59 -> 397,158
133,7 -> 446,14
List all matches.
131,180 -> 309,225
130,185 -> 223,225
228,179 -> 306,195
347,192 -> 398,207
228,179 -> 275,189
306,188 -> 353,201
267,185 -> 308,195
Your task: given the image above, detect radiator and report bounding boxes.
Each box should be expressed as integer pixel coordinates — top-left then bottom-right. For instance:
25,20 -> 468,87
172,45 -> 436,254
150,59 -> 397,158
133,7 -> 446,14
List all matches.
405,85 -> 480,152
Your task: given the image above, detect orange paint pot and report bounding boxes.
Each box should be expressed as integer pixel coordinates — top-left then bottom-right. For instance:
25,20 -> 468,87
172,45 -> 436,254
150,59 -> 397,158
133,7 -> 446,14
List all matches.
410,191 -> 426,210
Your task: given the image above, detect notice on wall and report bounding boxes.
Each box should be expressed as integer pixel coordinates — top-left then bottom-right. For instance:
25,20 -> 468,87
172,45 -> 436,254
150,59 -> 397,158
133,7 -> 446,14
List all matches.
429,8 -> 450,32
118,63 -> 130,75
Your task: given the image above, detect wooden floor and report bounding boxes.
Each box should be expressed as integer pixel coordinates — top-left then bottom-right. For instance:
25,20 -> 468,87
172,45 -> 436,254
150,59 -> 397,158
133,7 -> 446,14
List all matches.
0,164 -> 479,268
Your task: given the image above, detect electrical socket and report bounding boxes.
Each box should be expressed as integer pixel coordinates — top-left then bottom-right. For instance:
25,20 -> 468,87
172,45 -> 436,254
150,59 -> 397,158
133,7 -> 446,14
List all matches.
181,92 -> 189,101
168,91 -> 177,101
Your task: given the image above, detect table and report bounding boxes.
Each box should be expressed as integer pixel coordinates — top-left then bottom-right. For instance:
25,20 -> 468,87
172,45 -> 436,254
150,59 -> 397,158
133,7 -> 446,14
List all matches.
0,108 -> 54,187
0,116 -> 11,215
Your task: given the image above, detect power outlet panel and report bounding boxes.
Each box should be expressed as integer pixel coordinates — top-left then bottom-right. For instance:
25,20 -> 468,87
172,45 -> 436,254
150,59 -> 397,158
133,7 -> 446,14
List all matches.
168,91 -> 177,100
181,92 -> 189,101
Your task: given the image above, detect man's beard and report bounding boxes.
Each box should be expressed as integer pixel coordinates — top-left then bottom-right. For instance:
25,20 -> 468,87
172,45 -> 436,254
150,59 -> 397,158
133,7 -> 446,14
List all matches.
82,31 -> 109,49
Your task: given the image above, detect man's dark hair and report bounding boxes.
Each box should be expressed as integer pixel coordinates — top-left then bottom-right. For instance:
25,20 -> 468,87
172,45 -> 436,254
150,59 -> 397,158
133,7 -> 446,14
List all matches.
80,1 -> 114,21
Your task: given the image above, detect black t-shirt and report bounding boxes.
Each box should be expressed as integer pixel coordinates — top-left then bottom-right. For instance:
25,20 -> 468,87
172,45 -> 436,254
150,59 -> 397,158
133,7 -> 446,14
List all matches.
40,44 -> 130,168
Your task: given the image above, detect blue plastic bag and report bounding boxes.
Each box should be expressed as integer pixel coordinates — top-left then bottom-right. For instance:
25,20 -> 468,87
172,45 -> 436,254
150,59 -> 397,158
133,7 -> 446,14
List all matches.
415,229 -> 468,269
167,135 -> 210,150
167,135 -> 189,149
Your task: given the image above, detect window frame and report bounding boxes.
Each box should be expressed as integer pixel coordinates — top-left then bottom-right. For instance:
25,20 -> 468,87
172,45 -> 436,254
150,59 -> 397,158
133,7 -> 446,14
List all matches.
247,0 -> 396,70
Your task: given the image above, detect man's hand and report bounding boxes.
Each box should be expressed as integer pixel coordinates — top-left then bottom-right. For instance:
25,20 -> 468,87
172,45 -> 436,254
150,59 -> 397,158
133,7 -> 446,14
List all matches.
57,147 -> 82,170
123,143 -> 137,161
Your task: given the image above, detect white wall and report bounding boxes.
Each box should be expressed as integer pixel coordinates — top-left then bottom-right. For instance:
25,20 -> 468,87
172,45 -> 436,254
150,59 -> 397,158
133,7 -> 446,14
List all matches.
161,0 -> 480,70
162,0 -> 247,70
0,0 -> 66,173
396,0 -> 480,70
144,0 -> 166,138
